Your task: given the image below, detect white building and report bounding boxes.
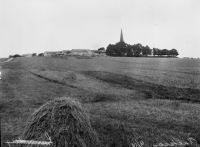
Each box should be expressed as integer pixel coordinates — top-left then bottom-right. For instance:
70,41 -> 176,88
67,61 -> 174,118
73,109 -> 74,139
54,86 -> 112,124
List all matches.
21,54 -> 32,57
44,51 -> 57,57
71,49 -> 93,56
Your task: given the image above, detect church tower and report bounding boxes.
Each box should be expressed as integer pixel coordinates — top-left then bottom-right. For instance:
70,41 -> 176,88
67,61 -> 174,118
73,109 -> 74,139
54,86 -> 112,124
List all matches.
120,29 -> 124,42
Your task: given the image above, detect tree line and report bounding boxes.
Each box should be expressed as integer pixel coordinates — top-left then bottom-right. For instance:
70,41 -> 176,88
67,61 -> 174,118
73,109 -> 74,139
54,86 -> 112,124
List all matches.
106,42 -> 179,57
152,48 -> 178,57
9,53 -> 44,58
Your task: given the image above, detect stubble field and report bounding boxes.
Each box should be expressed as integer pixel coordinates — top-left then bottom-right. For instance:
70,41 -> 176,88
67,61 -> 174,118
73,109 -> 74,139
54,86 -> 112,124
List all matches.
1,56 -> 200,147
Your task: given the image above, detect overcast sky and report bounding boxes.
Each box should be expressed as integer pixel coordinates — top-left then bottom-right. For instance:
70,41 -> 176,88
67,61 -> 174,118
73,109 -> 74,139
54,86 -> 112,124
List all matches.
0,0 -> 200,58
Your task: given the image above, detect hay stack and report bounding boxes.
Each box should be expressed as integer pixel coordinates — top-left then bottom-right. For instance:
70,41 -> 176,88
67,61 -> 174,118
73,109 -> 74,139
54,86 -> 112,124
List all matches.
63,72 -> 77,83
21,97 -> 100,147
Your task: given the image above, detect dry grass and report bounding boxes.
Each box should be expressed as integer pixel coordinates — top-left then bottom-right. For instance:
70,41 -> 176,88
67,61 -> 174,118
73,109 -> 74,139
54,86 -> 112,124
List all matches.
63,71 -> 77,82
85,99 -> 200,146
21,97 -> 100,147
5,56 -> 200,89
0,58 -> 8,62
1,57 -> 200,147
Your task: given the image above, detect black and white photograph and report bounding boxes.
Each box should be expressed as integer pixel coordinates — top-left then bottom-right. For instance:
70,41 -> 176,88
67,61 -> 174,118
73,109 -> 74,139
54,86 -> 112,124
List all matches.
0,0 -> 200,147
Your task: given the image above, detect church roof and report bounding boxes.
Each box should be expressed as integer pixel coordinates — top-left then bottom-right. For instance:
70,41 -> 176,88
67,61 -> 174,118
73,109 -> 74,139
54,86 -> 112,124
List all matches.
120,29 -> 124,42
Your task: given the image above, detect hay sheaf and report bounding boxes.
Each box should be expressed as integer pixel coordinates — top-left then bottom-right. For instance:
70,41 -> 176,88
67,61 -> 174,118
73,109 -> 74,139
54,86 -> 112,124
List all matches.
63,72 -> 77,82
21,97 -> 100,147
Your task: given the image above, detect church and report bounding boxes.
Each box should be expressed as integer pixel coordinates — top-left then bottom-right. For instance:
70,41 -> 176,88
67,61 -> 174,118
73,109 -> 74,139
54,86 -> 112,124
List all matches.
120,29 -> 124,43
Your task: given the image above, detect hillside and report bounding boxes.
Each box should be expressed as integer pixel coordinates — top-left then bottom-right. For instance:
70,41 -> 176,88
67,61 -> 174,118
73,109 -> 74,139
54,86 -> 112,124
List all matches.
1,56 -> 200,147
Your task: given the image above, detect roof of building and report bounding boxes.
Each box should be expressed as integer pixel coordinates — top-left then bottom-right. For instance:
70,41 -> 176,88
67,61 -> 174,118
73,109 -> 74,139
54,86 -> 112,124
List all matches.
22,54 -> 32,56
63,50 -> 71,52
92,50 -> 106,53
56,52 -> 64,55
71,49 -> 91,52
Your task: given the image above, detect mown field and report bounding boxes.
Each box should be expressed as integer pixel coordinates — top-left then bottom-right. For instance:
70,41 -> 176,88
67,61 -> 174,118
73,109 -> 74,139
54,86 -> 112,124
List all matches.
0,58 -> 8,63
1,56 -> 200,147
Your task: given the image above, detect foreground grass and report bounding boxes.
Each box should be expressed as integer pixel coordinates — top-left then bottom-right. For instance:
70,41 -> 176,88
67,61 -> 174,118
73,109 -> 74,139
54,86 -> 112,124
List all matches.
1,57 -> 200,147
87,100 -> 200,146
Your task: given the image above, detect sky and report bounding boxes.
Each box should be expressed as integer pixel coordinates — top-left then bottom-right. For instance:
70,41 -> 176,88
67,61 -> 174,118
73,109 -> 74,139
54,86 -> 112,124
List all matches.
0,0 -> 200,58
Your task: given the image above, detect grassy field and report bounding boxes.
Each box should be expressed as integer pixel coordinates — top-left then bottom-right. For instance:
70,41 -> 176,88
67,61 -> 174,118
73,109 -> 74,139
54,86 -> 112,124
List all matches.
0,58 -> 8,63
1,56 -> 200,147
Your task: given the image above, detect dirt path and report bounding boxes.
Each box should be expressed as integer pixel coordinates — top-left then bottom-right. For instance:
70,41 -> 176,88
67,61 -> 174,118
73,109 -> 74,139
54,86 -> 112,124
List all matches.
0,58 -> 14,64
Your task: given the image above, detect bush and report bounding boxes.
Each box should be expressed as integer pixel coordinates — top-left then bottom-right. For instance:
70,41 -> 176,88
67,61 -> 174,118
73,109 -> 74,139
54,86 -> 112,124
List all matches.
13,54 -> 21,58
38,53 -> 44,57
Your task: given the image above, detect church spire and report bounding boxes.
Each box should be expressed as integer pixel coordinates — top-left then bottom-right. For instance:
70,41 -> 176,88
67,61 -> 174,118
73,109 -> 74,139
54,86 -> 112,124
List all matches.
120,28 -> 124,42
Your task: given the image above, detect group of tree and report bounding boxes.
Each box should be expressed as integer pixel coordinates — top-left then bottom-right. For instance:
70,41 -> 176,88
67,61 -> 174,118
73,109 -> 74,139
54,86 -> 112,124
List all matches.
9,54 -> 21,58
98,47 -> 105,51
9,53 -> 44,58
32,53 -> 37,56
152,48 -> 179,57
38,53 -> 44,56
106,42 -> 152,57
106,42 -> 179,57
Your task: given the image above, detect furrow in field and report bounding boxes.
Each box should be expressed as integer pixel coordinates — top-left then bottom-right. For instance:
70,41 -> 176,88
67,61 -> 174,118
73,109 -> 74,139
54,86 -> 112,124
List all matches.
24,69 -> 77,88
83,71 -> 200,103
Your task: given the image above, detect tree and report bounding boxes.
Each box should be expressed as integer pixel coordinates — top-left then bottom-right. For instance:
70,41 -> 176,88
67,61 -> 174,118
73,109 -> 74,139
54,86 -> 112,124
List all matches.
106,42 -> 128,57
169,49 -> 179,57
161,49 -> 169,56
157,49 -> 162,56
153,48 -> 163,56
98,47 -> 105,51
142,45 -> 152,56
132,43 -> 142,57
38,53 -> 44,57
114,42 -> 128,56
153,48 -> 158,56
32,53 -> 37,57
13,54 -> 21,58
106,44 -> 115,56
127,45 -> 134,57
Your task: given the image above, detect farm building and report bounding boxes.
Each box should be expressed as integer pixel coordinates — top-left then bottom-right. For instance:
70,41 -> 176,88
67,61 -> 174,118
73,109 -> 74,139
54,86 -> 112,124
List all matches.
62,50 -> 71,55
55,51 -> 64,56
92,50 -> 106,56
21,54 -> 32,57
71,49 -> 93,56
44,51 -> 58,57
